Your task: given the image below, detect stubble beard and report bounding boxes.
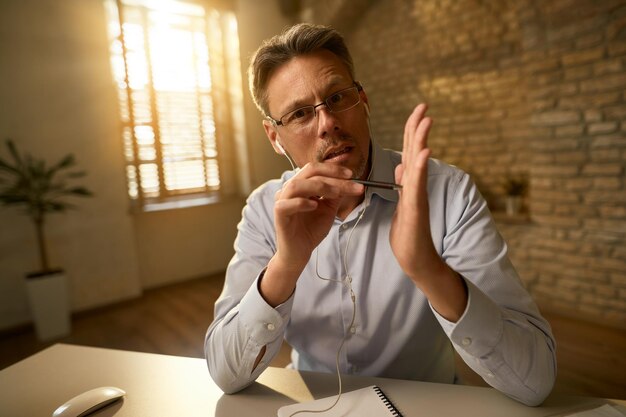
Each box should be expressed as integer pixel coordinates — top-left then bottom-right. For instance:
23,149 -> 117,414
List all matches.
315,135 -> 369,179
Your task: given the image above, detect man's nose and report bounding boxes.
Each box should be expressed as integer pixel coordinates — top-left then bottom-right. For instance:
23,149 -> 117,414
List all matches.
315,105 -> 340,136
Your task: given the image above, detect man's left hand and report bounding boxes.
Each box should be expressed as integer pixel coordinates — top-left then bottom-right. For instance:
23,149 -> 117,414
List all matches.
390,103 -> 468,322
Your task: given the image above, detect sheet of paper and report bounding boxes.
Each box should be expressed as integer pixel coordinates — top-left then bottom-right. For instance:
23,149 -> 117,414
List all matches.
277,385 -> 403,417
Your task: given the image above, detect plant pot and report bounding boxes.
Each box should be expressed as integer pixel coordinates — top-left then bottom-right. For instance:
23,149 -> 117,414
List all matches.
25,269 -> 71,341
505,195 -> 523,216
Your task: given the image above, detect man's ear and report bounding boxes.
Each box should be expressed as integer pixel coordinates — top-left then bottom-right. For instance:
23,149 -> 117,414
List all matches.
262,119 -> 284,155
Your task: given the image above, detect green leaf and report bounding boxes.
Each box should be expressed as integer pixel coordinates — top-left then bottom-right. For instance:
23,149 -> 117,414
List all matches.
56,154 -> 75,169
6,140 -> 23,168
46,201 -> 68,212
0,139 -> 92,220
0,156 -> 20,174
46,154 -> 76,179
67,186 -> 93,197
0,192 -> 30,205
66,171 -> 86,178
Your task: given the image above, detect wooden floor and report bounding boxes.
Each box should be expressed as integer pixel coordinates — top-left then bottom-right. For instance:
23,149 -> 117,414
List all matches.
1,273 -> 624,400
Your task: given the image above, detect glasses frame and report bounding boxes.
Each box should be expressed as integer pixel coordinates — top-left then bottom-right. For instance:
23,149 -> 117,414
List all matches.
266,81 -> 364,128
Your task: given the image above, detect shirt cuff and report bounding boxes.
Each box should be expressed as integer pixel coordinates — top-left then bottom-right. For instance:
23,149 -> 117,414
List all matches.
432,278 -> 504,357
238,268 -> 294,346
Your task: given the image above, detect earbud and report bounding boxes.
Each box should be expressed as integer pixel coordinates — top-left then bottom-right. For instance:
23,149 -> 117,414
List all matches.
276,140 -> 286,155
276,140 -> 297,170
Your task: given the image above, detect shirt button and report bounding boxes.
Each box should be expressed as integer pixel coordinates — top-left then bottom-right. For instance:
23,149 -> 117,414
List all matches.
486,372 -> 494,378
461,337 -> 472,346
350,326 -> 356,334
266,323 -> 275,331
341,223 -> 349,230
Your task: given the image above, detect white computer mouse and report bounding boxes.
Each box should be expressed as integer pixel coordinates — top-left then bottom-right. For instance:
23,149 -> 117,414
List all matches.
52,386 -> 126,417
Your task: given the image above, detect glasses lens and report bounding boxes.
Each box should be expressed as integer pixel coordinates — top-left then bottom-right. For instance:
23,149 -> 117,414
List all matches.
326,87 -> 360,112
279,85 -> 361,132
280,106 -> 315,128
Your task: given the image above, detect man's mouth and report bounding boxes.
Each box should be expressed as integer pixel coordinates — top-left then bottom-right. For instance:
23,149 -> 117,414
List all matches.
323,146 -> 352,161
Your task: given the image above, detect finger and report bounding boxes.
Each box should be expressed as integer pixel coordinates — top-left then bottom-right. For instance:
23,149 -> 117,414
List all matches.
403,104 -> 428,165
280,178 -> 340,200
275,197 -> 318,215
402,139 -> 431,199
314,178 -> 363,197
297,162 -> 353,180
415,116 -> 432,153
414,148 -> 432,218
415,148 -> 431,188
279,176 -> 362,200
409,107 -> 428,164
407,147 -> 430,189
404,115 -> 432,186
307,175 -> 364,195
394,163 -> 404,189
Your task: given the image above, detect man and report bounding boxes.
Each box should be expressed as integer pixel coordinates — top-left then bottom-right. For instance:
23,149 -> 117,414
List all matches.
205,23 -> 556,406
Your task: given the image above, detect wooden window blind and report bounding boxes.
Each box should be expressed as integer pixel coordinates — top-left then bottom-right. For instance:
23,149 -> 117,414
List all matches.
105,0 -> 241,207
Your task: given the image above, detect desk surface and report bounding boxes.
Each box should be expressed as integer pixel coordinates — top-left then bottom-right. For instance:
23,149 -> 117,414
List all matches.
0,344 -> 621,417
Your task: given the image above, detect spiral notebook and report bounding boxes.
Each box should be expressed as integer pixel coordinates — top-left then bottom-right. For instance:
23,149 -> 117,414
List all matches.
277,385 -> 403,417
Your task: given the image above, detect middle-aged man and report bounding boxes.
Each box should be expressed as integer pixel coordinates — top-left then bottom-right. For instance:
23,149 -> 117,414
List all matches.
205,23 -> 557,406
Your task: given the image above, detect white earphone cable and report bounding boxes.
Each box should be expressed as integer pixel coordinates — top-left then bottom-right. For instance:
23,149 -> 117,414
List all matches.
288,205 -> 366,417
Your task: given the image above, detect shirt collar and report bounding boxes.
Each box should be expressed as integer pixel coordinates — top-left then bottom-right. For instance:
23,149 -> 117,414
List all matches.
364,140 -> 400,204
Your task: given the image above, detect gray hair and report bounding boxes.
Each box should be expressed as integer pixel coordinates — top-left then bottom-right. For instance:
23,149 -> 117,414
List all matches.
248,23 -> 355,117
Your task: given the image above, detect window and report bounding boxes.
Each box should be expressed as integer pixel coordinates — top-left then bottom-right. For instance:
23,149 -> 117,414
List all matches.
105,0 -> 243,209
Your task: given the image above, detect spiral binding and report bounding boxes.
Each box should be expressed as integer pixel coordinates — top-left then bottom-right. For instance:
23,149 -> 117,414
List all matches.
372,386 -> 404,417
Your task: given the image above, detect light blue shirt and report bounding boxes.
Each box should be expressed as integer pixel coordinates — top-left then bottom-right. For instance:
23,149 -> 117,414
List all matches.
205,141 -> 556,406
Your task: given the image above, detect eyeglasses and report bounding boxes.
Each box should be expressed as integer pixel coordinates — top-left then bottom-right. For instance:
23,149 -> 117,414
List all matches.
267,82 -> 363,133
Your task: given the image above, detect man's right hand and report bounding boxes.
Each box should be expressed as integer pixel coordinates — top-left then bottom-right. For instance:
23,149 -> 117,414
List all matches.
259,162 -> 364,307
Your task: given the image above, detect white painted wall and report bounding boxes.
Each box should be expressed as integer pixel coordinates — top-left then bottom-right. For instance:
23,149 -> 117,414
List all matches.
236,0 -> 294,187
0,0 -> 142,328
0,0 -> 293,331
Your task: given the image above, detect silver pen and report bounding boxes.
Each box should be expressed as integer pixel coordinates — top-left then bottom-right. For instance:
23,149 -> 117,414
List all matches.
351,179 -> 403,190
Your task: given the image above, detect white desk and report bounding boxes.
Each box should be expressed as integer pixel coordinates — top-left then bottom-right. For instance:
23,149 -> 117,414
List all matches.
0,344 -> 621,417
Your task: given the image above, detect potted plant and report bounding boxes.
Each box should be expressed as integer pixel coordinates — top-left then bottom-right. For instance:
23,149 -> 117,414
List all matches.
503,173 -> 528,216
0,139 -> 93,340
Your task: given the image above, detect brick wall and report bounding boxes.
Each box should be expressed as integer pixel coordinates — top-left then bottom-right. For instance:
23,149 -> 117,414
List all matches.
302,0 -> 626,328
